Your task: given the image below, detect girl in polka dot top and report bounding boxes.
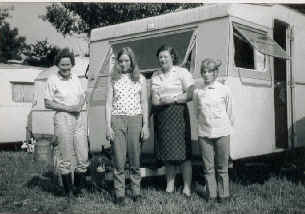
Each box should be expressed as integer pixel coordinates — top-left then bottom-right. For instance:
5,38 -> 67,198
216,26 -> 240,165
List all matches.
105,47 -> 150,205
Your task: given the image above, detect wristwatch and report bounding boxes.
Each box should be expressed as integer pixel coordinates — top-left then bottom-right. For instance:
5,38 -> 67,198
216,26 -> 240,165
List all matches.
174,96 -> 178,104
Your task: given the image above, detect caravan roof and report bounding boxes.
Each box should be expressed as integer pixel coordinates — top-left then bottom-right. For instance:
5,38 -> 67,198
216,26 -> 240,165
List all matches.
34,57 -> 89,81
91,4 -> 304,43
0,63 -> 45,70
91,4 -> 230,42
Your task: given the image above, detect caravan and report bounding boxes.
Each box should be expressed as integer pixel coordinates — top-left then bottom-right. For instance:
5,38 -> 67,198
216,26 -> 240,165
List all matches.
0,64 -> 42,144
87,4 -> 305,167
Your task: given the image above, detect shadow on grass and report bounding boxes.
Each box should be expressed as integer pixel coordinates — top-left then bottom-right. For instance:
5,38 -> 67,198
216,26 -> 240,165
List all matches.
25,171 -> 63,196
230,149 -> 305,186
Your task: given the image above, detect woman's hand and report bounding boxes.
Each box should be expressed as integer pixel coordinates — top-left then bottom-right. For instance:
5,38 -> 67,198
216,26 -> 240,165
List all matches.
106,126 -> 114,141
141,124 -> 150,141
68,104 -> 82,113
160,95 -> 175,105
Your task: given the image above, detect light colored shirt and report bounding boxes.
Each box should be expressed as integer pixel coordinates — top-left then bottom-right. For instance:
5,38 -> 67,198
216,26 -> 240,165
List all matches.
111,73 -> 145,116
45,73 -> 84,106
193,81 -> 234,138
151,66 -> 194,103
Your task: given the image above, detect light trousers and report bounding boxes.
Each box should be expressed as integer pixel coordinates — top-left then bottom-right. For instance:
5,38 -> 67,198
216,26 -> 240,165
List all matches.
111,115 -> 142,198
54,112 -> 89,175
198,136 -> 230,198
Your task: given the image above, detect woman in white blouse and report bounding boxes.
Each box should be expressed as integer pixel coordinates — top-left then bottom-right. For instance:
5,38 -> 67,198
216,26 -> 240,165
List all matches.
105,47 -> 150,205
151,45 -> 194,197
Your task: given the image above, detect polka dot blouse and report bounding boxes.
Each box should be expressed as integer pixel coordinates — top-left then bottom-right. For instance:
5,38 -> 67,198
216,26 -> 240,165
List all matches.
111,73 -> 144,116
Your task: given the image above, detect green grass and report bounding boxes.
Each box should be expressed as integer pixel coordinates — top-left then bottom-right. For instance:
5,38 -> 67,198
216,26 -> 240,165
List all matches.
0,151 -> 305,214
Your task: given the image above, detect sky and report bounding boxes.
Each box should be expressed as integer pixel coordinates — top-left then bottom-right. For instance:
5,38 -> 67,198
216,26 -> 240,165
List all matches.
0,2 -> 88,56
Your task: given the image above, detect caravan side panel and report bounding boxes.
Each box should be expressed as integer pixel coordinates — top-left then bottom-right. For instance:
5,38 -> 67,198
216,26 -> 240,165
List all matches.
87,41 -> 111,152
0,68 -> 41,143
227,11 -> 277,159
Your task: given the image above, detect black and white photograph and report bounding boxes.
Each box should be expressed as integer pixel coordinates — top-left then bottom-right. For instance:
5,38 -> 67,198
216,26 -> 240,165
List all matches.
0,1 -> 305,214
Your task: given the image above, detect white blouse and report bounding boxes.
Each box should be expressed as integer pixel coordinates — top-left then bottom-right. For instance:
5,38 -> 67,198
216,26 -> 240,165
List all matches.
193,81 -> 234,138
151,66 -> 194,104
45,73 -> 84,106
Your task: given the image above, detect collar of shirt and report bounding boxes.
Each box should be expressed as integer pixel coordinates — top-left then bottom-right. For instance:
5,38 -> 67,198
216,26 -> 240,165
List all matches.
121,73 -> 130,78
56,71 -> 73,81
198,81 -> 218,90
207,82 -> 217,89
159,66 -> 178,81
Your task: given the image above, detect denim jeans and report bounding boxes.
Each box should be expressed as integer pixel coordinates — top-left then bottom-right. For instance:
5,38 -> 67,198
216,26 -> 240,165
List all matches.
111,115 -> 142,198
54,112 -> 89,175
198,136 -> 230,198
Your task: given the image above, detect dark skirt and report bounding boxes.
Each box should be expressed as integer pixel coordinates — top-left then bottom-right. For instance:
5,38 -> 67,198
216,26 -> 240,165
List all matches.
153,103 -> 192,163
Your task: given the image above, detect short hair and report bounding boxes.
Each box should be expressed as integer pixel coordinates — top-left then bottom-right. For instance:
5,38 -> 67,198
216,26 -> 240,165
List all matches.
111,47 -> 140,82
200,58 -> 222,74
156,45 -> 179,65
54,48 -> 75,66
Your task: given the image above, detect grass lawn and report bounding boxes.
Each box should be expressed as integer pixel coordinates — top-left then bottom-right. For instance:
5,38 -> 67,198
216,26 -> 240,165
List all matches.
0,151 -> 305,214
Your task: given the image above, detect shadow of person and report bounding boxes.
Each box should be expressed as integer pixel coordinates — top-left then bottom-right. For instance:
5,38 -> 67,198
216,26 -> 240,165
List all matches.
25,171 -> 63,196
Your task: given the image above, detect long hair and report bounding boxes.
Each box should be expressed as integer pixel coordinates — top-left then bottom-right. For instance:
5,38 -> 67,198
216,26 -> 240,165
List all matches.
111,47 -> 140,82
156,45 -> 179,65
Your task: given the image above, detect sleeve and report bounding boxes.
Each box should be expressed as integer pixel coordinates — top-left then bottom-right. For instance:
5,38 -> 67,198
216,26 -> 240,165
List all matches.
76,77 -> 85,96
151,74 -> 161,105
44,77 -> 56,101
192,89 -> 199,118
180,67 -> 195,91
139,74 -> 146,86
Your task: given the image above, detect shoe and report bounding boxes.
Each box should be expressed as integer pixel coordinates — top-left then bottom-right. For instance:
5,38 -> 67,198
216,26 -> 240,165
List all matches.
115,197 -> 126,206
182,192 -> 191,198
182,188 -> 191,198
61,173 -> 73,198
165,186 -> 175,193
205,196 -> 217,202
74,172 -> 86,197
217,196 -> 230,203
61,173 -> 74,203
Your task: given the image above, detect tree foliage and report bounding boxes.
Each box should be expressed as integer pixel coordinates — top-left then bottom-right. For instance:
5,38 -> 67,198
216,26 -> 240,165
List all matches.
23,40 -> 61,67
0,7 -> 10,25
0,7 -> 27,63
42,3 -> 202,36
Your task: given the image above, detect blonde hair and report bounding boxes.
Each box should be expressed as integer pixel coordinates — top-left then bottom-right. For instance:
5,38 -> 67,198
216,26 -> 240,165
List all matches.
200,58 -> 222,74
111,47 -> 140,82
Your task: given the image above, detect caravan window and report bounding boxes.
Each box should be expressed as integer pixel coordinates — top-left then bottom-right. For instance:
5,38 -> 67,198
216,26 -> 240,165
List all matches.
233,23 -> 289,71
233,27 -> 267,71
111,30 -> 197,74
11,82 -> 35,103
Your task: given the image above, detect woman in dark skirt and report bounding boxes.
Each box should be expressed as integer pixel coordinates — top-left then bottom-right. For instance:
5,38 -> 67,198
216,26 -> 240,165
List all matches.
151,45 -> 194,197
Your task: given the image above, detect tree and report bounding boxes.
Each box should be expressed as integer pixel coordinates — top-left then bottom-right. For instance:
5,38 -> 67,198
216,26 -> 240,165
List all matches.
23,39 -> 61,67
0,7 -> 10,25
41,3 -> 202,37
0,7 -> 27,63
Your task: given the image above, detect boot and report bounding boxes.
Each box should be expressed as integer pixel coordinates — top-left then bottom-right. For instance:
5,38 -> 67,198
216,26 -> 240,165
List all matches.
61,173 -> 73,198
74,172 -> 86,196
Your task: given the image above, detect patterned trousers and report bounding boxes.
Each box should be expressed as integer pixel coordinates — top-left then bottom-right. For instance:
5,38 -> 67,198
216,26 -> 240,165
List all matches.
54,112 -> 89,175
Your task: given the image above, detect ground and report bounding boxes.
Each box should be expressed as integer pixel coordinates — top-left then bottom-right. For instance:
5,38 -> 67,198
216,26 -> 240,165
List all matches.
0,150 -> 305,214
